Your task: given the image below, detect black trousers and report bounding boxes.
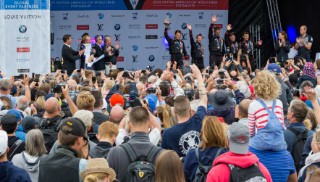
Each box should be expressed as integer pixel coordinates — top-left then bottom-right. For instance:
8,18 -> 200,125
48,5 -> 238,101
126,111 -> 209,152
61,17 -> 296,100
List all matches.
210,54 -> 223,68
54,61 -> 61,72
192,57 -> 204,70
170,54 -> 183,69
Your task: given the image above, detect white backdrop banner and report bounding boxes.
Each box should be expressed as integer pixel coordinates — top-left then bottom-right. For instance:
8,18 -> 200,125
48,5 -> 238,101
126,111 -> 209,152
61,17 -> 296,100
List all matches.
0,0 -> 50,76
51,0 -> 229,70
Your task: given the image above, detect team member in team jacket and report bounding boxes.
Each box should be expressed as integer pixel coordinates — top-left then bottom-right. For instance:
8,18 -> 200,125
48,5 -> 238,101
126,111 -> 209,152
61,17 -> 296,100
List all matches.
164,18 -> 189,68
187,23 -> 204,70
208,15 -> 225,68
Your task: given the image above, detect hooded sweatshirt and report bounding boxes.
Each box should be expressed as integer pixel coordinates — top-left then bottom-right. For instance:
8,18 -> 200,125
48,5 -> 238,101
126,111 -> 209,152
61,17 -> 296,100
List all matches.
298,152 -> 320,182
0,161 -> 31,182
11,152 -> 45,182
206,151 -> 272,182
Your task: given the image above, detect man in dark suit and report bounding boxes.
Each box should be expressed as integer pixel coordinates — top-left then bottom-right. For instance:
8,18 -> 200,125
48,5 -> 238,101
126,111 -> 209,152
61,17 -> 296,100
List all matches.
92,35 -> 105,73
102,35 -> 120,74
62,34 -> 84,75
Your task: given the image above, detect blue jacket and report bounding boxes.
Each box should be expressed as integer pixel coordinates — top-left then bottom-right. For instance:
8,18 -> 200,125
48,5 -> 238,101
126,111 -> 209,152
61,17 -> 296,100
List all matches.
183,147 -> 228,181
16,125 -> 26,142
0,161 -> 31,182
284,122 -> 314,153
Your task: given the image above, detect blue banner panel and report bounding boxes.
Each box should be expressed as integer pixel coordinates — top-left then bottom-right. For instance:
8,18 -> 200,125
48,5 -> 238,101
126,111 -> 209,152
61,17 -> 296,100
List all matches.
1,0 -> 48,10
50,0 -> 127,11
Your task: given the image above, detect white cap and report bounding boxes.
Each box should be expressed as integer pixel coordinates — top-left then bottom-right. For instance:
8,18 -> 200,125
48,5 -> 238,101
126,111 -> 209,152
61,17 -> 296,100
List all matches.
0,130 -> 8,156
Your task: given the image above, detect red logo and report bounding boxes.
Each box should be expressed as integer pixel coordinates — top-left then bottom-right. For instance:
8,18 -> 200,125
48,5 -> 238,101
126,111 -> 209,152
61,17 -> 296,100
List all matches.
17,47 -> 30,52
117,57 -> 124,62
212,24 -> 223,28
146,24 -> 158,29
77,25 -> 89,30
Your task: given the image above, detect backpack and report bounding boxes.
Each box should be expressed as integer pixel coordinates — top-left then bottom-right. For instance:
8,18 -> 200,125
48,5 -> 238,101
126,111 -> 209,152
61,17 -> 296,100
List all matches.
39,118 -> 61,152
193,148 -> 223,182
228,163 -> 267,182
120,143 -> 162,182
8,139 -> 23,161
288,127 -> 308,172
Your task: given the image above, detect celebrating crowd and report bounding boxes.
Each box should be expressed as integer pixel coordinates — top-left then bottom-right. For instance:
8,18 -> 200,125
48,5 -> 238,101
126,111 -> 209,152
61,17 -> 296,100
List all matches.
0,15 -> 320,182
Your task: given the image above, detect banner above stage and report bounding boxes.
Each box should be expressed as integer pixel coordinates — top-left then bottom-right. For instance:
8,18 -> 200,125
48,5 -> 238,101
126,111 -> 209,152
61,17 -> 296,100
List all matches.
0,0 -> 51,75
50,0 -> 228,10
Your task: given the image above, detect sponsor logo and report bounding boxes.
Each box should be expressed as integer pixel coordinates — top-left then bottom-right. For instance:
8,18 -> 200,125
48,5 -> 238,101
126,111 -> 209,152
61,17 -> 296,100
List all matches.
132,55 -> 138,62
166,12 -> 172,18
216,14 -> 223,18
114,24 -> 121,31
98,13 -> 104,19
145,46 -> 158,49
213,24 -> 223,28
162,55 -> 171,60
149,55 -> 155,62
146,24 -> 158,29
19,25 -> 27,33
63,13 -> 68,20
198,12 -> 204,19
179,14 -> 191,17
117,57 -> 124,62
132,12 -> 138,20
146,35 -> 158,39
17,47 -> 30,52
17,69 -> 30,73
17,59 -> 30,62
195,24 -> 206,28
146,14 -> 158,18
129,24 -> 141,29
114,34 -> 121,41
77,25 -> 89,30
59,25 -> 71,30
128,35 -> 141,39
16,37 -> 29,42
132,45 -> 138,51
111,14 -> 125,18
181,33 -> 187,40
181,23 -> 187,30
97,24 -> 104,31
77,14 -> 89,18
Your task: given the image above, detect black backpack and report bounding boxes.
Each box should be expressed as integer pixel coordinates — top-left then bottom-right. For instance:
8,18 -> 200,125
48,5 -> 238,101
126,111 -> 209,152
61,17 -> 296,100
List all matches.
193,148 -> 223,182
288,128 -> 308,172
120,143 -> 162,182
228,163 -> 267,182
39,118 -> 60,152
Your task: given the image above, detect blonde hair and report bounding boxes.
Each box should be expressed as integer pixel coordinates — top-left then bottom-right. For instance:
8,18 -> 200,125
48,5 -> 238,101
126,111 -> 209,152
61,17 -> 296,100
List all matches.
199,116 -> 227,150
155,150 -> 185,182
103,80 -> 115,92
98,121 -> 119,138
157,105 -> 176,128
83,173 -> 109,182
252,70 -> 281,100
76,92 -> 96,110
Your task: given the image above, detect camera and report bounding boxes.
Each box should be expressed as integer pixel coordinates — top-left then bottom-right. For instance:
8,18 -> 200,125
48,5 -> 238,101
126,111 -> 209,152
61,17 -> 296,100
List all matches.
215,78 -> 225,85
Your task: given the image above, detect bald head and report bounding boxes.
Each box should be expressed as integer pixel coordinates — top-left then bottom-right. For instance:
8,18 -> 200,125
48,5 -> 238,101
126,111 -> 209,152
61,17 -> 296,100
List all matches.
44,97 -> 60,115
239,99 -> 251,118
109,105 -> 125,125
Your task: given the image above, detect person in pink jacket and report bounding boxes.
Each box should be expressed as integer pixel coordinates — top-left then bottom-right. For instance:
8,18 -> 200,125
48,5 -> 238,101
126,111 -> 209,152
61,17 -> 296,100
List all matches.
206,123 -> 272,182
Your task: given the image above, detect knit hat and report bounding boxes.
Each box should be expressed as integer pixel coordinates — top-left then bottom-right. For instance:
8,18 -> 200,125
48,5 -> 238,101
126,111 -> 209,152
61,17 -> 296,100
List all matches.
109,94 -> 124,107
0,130 -> 8,156
80,158 -> 116,181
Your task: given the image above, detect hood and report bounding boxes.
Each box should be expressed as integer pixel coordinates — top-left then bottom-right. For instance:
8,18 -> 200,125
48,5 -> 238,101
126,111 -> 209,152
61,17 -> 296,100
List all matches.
21,152 -> 42,173
207,108 -> 235,124
306,152 -> 320,166
0,161 -> 11,180
213,151 -> 259,168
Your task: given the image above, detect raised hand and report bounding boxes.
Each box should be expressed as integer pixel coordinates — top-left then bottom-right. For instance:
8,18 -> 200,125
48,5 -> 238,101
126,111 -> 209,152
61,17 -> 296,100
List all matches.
258,40 -> 263,46
164,18 -> 171,26
187,23 -> 192,30
212,15 -> 217,23
227,24 -> 232,31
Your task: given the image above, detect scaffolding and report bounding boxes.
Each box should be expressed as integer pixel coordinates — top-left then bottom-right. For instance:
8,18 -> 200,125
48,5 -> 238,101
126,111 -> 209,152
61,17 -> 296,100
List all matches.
266,0 -> 282,47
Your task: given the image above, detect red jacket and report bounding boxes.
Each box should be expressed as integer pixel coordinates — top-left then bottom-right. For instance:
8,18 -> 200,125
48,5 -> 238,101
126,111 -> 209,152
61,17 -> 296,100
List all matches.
206,151 -> 272,182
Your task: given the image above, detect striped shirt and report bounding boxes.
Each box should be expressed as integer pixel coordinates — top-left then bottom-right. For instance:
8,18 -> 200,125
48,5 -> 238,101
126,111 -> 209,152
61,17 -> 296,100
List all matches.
248,99 -> 285,137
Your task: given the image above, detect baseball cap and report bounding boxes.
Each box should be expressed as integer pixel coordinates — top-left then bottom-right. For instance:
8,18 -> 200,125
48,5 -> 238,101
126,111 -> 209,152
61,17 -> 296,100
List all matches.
109,93 -> 124,107
58,117 -> 87,138
22,116 -> 38,132
227,122 -> 250,154
0,130 -> 8,156
267,63 -> 281,75
7,109 -> 22,121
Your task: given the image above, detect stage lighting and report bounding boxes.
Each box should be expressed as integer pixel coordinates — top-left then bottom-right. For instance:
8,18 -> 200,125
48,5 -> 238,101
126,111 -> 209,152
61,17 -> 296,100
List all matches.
287,26 -> 297,43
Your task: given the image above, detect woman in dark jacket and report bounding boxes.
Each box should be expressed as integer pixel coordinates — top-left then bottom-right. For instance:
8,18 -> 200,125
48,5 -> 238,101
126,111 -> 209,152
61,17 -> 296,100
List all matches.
275,31 -> 290,64
183,116 -> 228,181
297,62 -> 317,89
